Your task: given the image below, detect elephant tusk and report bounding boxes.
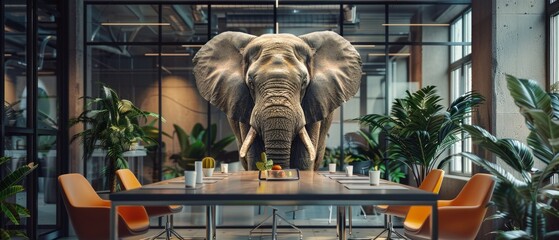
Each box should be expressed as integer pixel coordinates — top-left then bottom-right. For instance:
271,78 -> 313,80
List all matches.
240,127 -> 257,158
299,128 -> 316,162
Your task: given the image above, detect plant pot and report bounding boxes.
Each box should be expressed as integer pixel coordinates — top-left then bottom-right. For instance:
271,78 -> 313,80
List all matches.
203,168 -> 215,177
369,170 -> 381,186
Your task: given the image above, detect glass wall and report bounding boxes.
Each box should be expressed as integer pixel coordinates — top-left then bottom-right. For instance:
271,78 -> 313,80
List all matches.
83,1 -> 470,227
551,11 -> 559,86
2,0 -> 65,238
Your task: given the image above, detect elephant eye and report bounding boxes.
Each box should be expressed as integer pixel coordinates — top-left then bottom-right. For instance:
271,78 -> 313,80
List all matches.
248,76 -> 255,90
301,74 -> 309,87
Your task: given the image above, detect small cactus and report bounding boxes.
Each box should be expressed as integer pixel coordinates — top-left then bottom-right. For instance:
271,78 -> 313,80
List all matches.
202,157 -> 215,168
256,152 -> 273,171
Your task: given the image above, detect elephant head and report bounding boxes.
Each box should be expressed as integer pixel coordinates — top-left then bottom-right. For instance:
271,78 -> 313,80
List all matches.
193,31 -> 362,170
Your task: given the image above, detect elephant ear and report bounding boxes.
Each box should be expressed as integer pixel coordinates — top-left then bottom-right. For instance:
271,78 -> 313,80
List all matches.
193,31 -> 257,123
299,31 -> 362,123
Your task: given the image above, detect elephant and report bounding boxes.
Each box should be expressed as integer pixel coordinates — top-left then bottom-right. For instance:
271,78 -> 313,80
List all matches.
193,31 -> 362,171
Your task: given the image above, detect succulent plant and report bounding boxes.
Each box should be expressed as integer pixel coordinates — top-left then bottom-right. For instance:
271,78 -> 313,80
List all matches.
256,152 -> 273,171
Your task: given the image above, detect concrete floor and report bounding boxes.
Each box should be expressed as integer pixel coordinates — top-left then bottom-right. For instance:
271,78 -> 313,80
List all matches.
59,227 -> 406,240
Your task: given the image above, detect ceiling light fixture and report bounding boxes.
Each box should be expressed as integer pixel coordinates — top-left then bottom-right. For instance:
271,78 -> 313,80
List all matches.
382,23 -> 449,27
144,53 -> 191,57
368,53 -> 410,57
101,22 -> 171,26
4,53 -> 12,57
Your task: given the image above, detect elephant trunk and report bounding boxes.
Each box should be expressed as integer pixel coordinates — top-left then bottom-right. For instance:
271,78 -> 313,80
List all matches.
261,114 -> 296,169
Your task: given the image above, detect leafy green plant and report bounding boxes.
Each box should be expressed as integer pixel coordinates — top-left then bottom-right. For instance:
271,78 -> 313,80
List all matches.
0,156 -> 37,239
322,147 -> 341,168
461,75 -> 559,239
164,123 -> 235,178
344,128 -> 406,183
358,86 -> 484,186
70,85 -> 161,192
345,129 -> 384,169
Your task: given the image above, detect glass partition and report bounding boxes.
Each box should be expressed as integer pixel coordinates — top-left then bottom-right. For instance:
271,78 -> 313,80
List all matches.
278,4 -> 340,34
552,13 -> 559,85
210,4 -> 274,36
82,1 -> 471,228
343,5 -> 385,43
4,2 -> 28,128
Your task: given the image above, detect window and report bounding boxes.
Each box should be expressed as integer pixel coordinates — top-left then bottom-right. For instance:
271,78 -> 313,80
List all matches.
449,9 -> 472,175
552,13 -> 559,86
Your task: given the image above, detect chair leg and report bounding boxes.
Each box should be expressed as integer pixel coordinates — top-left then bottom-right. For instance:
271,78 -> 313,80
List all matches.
249,208 -> 303,240
372,215 -> 408,240
151,215 -> 185,240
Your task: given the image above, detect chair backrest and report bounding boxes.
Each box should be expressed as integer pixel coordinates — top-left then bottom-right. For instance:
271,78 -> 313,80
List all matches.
418,169 -> 445,193
404,173 -> 496,240
453,173 -> 495,207
401,169 -> 445,226
59,173 -> 106,208
59,173 -> 149,240
116,168 -> 142,190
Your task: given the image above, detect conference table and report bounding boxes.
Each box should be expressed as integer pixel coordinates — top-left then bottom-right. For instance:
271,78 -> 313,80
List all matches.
109,171 -> 438,240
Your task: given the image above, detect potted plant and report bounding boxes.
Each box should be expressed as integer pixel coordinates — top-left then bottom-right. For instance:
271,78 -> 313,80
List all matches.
321,147 -> 341,169
164,123 -> 235,179
4,100 -> 23,127
461,75 -> 559,239
345,128 -> 406,182
70,85 -> 162,192
344,131 -> 373,174
358,86 -> 484,186
0,156 -> 37,238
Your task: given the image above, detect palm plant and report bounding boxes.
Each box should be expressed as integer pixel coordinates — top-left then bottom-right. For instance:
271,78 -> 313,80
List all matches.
461,75 -> 559,239
358,86 -> 484,186
70,85 -> 161,192
0,156 -> 37,239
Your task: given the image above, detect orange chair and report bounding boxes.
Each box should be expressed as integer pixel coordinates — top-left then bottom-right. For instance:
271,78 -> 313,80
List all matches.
404,173 -> 495,240
374,169 -> 445,239
116,169 -> 184,240
58,173 -> 149,240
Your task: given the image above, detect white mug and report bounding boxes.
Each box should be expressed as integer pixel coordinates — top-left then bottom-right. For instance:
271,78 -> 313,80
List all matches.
184,171 -> 197,188
328,163 -> 336,173
345,165 -> 353,176
195,161 -> 204,184
221,163 -> 229,174
369,170 -> 381,186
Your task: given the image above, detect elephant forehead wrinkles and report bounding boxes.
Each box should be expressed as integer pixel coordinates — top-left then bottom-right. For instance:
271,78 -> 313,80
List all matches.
262,97 -> 294,108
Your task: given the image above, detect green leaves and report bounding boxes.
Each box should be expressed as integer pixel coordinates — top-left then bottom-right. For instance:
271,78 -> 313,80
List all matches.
256,152 -> 274,171
460,75 -> 559,239
168,123 -> 235,175
357,86 -> 484,186
70,84 -> 162,191
0,157 -> 36,239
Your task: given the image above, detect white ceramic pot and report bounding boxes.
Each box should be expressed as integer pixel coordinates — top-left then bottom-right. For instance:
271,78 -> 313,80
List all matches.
369,170 -> 381,186
203,168 -> 215,177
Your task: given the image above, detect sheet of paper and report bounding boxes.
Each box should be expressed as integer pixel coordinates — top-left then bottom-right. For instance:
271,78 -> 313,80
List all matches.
204,176 -> 227,180
344,184 -> 408,190
329,176 -> 369,180
337,179 -> 370,184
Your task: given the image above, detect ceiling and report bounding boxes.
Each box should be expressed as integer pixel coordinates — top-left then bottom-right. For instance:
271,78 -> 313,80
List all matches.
3,3 -> 469,75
